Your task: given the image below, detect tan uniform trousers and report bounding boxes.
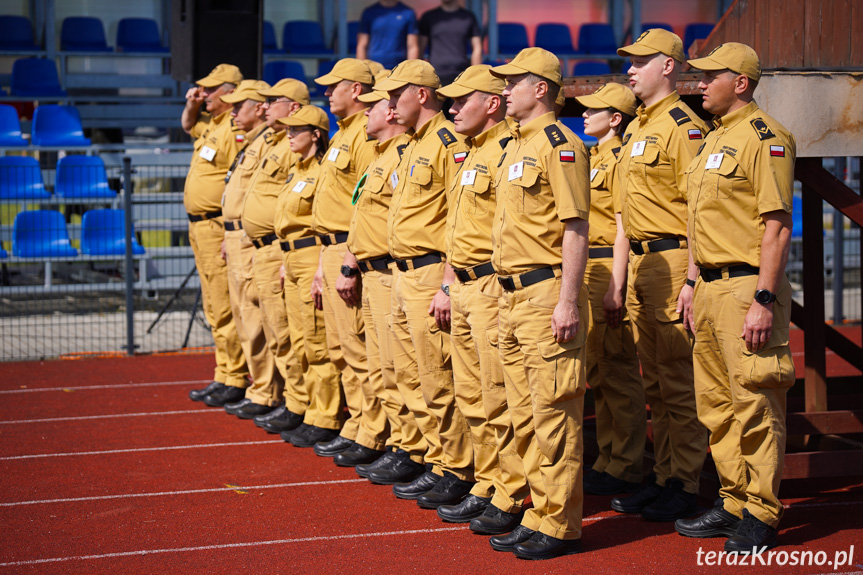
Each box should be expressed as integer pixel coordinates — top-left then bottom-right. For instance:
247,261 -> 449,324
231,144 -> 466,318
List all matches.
693,273 -> 794,528
225,229 -> 277,402
585,257 -> 647,483
283,245 -> 339,428
627,246 -> 707,493
499,277 -> 587,540
451,274 -> 527,505
361,268 -> 409,450
251,243 -> 301,409
391,262 -> 472,477
188,218 -> 247,387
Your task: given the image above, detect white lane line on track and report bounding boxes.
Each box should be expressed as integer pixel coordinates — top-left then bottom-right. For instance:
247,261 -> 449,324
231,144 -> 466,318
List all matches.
0,527 -> 469,567
0,380 -> 209,394
0,409 -> 221,425
0,440 -> 283,461
0,479 -> 369,507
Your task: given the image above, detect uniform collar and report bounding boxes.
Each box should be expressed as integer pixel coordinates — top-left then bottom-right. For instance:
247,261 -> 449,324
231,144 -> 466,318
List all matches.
296,154 -> 317,170
244,122 -> 269,141
515,111 -> 557,141
713,100 -> 760,131
411,111 -> 447,142
593,135 -> 621,158
270,129 -> 287,143
375,131 -> 409,154
337,109 -> 366,130
469,120 -> 510,149
636,91 -> 680,123
213,109 -> 232,125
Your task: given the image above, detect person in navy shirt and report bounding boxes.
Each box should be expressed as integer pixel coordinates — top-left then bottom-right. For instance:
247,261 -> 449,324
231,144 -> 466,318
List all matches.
356,0 -> 420,69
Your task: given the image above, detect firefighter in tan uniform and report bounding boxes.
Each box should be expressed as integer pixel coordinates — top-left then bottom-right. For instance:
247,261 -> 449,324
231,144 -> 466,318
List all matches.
338,71 -> 415,470
485,48 -> 590,560
433,65 -> 530,528
181,64 -> 250,407
610,29 -> 709,521
304,59 -> 380,454
237,79 -> 308,421
575,84 -> 648,495
272,106 -> 344,442
369,60 -> 474,510
675,43 -> 796,554
217,80 -> 279,419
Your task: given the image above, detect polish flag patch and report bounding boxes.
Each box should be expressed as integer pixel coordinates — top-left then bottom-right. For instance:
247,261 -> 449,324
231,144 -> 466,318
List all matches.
236,134 -> 245,143
688,129 -> 702,140
559,150 -> 575,162
770,145 -> 785,157
453,151 -> 468,163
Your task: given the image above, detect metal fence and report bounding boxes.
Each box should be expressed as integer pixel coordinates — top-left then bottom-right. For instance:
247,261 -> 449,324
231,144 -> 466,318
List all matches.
0,153 -> 860,362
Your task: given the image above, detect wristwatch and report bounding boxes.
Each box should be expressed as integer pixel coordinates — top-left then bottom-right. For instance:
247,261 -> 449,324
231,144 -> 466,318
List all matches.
340,265 -> 359,277
754,289 -> 776,304
440,283 -> 450,296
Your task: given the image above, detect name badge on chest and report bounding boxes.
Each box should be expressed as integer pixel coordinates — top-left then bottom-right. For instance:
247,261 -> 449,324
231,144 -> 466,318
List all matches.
590,168 -> 599,182
705,153 -> 724,170
460,169 -> 477,186
508,161 -> 524,182
199,146 -> 216,162
630,141 -> 646,157
292,180 -> 307,193
327,148 -> 340,162
390,171 -> 399,189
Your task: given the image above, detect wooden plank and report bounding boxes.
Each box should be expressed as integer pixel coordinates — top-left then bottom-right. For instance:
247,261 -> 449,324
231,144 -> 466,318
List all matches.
851,1 -> 863,65
791,301 -> 863,372
801,181 -> 828,412
783,450 -> 863,479
795,158 -> 863,226
787,410 -> 863,436
803,0 -> 821,67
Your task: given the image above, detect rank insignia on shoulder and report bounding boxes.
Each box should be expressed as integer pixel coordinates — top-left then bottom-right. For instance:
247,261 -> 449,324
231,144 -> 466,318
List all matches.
612,146 -> 621,159
544,124 -> 566,148
669,107 -> 691,126
286,173 -> 294,184
688,129 -> 702,140
751,118 -> 775,140
622,133 -> 631,146
769,145 -> 785,157
437,128 -> 457,147
559,150 -> 575,162
453,151 -> 468,163
397,144 -> 408,159
497,153 -> 506,168
499,135 -> 513,149
697,143 -> 705,155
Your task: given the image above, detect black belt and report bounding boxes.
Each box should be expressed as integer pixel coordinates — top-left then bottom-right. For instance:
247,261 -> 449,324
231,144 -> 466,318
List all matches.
357,255 -> 395,273
453,262 -> 495,283
251,233 -> 278,249
699,264 -> 760,283
498,266 -> 557,291
318,232 -> 349,246
629,237 -> 681,255
187,209 -> 222,222
224,220 -> 243,231
279,236 -> 319,252
588,247 -> 614,259
395,252 -> 443,272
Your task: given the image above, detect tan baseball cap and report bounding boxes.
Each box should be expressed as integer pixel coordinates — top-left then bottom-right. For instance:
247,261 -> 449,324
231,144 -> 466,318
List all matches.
555,90 -> 566,107
490,47 -> 562,86
363,60 -> 385,76
277,104 -> 330,133
688,42 -> 762,82
315,58 -> 374,86
196,64 -> 243,87
575,82 -> 637,116
221,79 -> 270,104
375,59 -> 441,91
357,69 -> 393,104
438,65 -> 505,98
257,78 -> 310,105
617,28 -> 685,63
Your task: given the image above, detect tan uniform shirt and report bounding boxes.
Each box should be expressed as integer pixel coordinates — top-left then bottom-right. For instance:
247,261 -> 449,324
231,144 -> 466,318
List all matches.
274,155 -> 322,242
447,120 -> 512,269
491,111 -> 590,276
241,130 -> 298,240
617,91 -> 708,241
184,110 -> 245,214
311,109 -> 377,235
347,132 -> 410,261
388,111 -> 468,259
588,136 -> 623,247
686,101 -> 796,269
222,124 -> 272,221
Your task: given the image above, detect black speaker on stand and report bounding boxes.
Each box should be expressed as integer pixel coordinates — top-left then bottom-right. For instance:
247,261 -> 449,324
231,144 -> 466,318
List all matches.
171,0 -> 262,84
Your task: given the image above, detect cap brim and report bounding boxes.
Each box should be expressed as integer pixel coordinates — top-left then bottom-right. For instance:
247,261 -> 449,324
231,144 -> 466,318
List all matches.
574,94 -> 610,109
436,83 -> 474,98
278,116 -> 309,126
220,92 -> 246,104
489,62 -> 528,79
686,56 -> 727,71
314,73 -> 343,86
196,76 -> 222,88
375,77 -> 410,92
256,88 -> 282,97
358,90 -> 387,103
616,44 -> 660,58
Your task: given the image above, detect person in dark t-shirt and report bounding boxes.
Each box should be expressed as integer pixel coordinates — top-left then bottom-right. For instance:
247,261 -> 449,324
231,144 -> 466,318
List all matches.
418,0 -> 482,85
357,0 -> 420,69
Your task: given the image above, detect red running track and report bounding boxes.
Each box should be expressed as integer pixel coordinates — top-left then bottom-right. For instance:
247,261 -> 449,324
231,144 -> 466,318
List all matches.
0,352 -> 861,575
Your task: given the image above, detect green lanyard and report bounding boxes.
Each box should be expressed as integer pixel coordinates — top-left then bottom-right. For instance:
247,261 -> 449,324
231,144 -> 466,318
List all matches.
351,173 -> 368,205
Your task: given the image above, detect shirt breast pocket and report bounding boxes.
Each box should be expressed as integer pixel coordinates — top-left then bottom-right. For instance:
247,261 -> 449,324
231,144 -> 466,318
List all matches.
362,175 -> 387,212
515,166 -> 542,214
715,156 -> 739,200
463,173 -> 491,215
409,165 -> 432,201
589,169 -> 607,192
331,149 -> 351,172
239,151 -> 259,171
289,180 -> 316,215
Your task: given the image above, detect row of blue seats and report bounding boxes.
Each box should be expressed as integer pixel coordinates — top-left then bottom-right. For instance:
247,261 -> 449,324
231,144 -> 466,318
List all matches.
4,208 -> 144,258
0,104 -> 90,147
0,155 -> 112,199
0,15 -> 167,53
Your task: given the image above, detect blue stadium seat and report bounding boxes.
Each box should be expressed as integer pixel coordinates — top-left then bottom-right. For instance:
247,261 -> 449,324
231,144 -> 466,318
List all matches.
572,60 -> 611,76
535,23 -> 576,55
116,18 -> 168,53
80,209 -> 145,256
497,23 -> 529,54
575,23 -> 617,55
13,210 -> 78,258
10,59 -> 67,97
263,21 -> 279,53
0,15 -> 38,50
0,247 -> 7,258
263,61 -> 307,87
0,105 -> 28,146
559,116 -> 598,147
61,16 -> 113,51
55,155 -> 114,198
0,157 -> 49,199
321,106 -> 340,139
283,20 -> 332,55
684,23 -> 715,51
31,105 -> 91,146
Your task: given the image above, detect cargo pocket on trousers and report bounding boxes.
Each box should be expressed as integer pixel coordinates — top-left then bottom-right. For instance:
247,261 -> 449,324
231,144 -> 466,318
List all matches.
424,315 -> 449,373
484,323 -> 505,389
738,341 -> 795,392
537,334 -> 580,404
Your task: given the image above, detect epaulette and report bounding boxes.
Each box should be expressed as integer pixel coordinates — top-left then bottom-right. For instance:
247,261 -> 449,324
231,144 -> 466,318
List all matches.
437,128 -> 457,147
498,135 -> 513,149
668,107 -> 691,126
286,173 -> 294,184
397,143 -> 408,159
544,124 -> 567,148
749,118 -> 775,140
497,153 -> 507,168
611,146 -> 621,159
230,119 -> 242,131
696,143 -> 705,156
264,132 -> 274,144
622,133 -> 631,146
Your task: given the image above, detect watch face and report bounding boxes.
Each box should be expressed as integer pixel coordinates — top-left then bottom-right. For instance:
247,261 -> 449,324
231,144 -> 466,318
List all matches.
755,290 -> 773,304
